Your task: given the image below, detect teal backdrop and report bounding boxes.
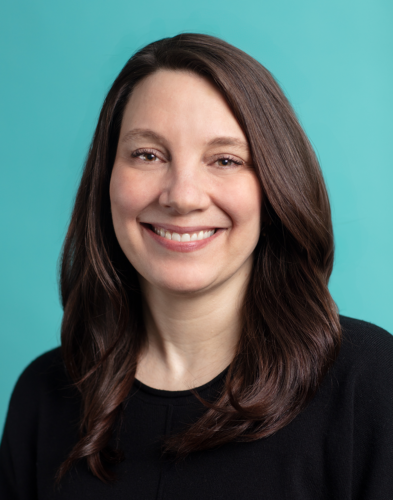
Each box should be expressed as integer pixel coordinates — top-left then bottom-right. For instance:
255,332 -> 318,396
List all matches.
1,0 -> 392,430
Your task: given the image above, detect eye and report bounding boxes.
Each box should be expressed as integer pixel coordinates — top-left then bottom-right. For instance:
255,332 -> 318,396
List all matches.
215,156 -> 243,168
141,153 -> 157,161
131,149 -> 160,162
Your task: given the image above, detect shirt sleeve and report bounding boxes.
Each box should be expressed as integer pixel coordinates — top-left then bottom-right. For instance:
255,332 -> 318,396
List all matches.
349,321 -> 393,499
0,355 -> 46,500
0,423 -> 18,500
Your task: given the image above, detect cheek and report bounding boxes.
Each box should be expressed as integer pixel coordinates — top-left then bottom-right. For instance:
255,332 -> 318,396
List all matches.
220,174 -> 262,232
109,166 -> 156,221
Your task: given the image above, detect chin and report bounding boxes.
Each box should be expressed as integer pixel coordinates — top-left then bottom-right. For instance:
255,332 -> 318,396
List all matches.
148,270 -> 219,295
159,280 -> 215,295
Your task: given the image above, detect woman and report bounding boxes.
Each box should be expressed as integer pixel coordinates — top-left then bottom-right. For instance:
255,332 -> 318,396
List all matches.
1,33 -> 392,499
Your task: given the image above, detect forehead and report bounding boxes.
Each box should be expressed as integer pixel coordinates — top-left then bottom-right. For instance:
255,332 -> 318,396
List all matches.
119,69 -> 248,147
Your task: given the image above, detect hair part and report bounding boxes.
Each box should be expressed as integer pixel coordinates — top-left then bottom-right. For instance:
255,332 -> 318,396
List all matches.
57,33 -> 341,482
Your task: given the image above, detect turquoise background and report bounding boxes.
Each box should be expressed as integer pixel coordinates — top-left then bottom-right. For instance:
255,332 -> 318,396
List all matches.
1,0 -> 392,430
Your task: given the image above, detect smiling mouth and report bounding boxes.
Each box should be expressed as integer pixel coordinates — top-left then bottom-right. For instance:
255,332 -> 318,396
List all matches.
146,224 -> 217,242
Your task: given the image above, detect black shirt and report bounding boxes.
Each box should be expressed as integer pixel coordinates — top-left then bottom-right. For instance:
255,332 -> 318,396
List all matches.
1,316 -> 393,499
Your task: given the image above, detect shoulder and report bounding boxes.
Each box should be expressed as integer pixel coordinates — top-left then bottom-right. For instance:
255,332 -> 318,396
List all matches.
330,316 -> 393,416
1,350 -> 77,497
339,315 -> 393,348
337,315 -> 393,377
330,319 -> 393,496
12,347 -> 65,390
8,347 -> 70,416
3,348 -> 75,467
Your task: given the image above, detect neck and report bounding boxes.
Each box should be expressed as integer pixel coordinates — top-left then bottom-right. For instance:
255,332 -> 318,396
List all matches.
135,267 -> 251,391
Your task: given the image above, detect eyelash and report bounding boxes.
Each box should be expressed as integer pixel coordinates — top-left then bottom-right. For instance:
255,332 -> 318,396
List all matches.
131,148 -> 158,161
131,148 -> 244,167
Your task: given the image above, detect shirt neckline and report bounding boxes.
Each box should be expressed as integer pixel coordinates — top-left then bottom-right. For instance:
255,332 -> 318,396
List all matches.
133,365 -> 229,399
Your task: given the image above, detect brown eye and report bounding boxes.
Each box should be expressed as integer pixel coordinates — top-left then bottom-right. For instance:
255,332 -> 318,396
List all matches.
217,158 -> 232,167
215,157 -> 242,167
131,149 -> 161,162
142,153 -> 157,161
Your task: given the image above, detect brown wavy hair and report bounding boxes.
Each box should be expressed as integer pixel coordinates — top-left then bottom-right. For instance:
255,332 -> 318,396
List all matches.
57,33 -> 341,482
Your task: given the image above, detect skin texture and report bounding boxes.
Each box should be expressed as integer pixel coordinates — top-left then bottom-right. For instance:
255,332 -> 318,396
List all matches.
110,70 -> 262,390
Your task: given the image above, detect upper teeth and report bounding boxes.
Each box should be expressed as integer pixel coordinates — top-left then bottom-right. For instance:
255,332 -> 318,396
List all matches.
153,226 -> 215,242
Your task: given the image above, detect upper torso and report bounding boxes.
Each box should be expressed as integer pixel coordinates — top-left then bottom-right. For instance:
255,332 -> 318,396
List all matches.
1,316 -> 393,500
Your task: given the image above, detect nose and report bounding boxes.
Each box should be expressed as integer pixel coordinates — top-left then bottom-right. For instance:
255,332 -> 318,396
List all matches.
158,160 -> 210,215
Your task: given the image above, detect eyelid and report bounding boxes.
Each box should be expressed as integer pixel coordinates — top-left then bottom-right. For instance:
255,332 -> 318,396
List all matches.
131,148 -> 246,166
131,148 -> 166,161
210,153 -> 244,166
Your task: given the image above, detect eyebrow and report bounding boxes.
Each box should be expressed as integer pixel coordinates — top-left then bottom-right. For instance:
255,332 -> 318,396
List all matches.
120,128 -> 249,150
206,136 -> 249,150
121,128 -> 163,144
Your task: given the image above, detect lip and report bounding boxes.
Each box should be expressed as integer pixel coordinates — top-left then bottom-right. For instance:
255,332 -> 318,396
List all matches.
141,222 -> 219,234
141,223 -> 225,253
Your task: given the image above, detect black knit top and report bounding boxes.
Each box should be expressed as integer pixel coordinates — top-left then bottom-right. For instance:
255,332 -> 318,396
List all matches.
1,316 -> 392,499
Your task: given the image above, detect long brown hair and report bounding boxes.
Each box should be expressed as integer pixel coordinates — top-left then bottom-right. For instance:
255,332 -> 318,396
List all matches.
58,33 -> 341,482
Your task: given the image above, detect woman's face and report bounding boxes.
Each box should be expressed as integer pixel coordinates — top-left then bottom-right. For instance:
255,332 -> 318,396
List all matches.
110,70 -> 262,294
